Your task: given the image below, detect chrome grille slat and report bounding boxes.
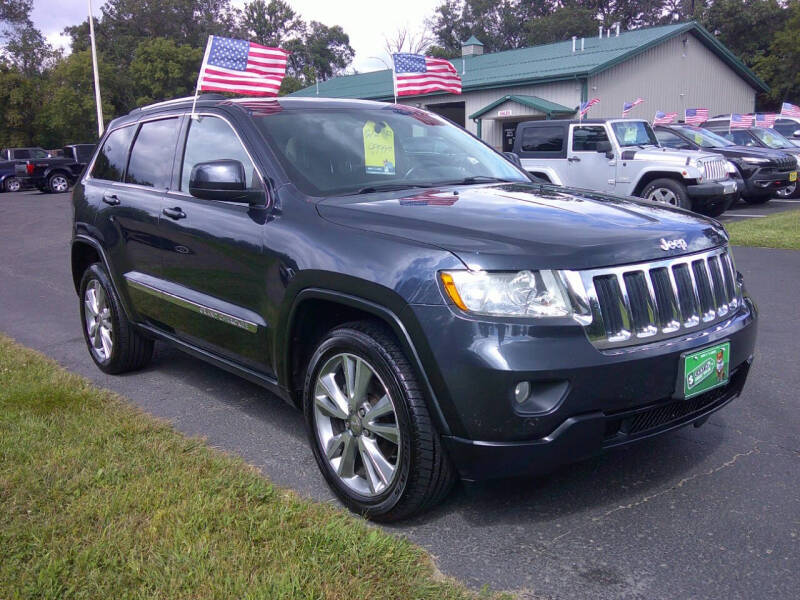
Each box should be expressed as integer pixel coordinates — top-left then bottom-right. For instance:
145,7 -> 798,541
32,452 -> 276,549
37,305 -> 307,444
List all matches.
580,247 -> 742,350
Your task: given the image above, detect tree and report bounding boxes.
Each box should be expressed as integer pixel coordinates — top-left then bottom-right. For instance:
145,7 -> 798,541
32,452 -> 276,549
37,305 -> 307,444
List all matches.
525,6 -> 600,46
241,0 -> 303,47
0,65 -> 36,146
750,1 -> 800,108
384,27 -> 434,56
129,38 -> 203,106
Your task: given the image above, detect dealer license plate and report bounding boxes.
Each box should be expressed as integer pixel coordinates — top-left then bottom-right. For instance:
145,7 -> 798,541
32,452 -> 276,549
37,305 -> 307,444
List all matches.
681,342 -> 730,399
790,171 -> 797,182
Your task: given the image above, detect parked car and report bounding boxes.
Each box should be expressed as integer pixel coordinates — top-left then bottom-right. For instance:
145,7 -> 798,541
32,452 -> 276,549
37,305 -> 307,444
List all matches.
704,123 -> 800,198
654,124 -> 797,204
71,96 -> 757,520
708,114 -> 800,144
0,147 -> 52,192
513,119 -> 739,217
17,143 -> 95,193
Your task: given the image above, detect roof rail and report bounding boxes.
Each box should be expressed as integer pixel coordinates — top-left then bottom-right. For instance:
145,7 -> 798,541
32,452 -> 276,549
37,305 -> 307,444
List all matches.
134,94 -> 227,113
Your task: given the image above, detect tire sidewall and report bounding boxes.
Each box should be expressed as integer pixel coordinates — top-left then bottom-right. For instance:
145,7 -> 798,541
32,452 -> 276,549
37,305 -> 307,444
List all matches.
49,173 -> 69,193
79,263 -> 124,373
303,328 -> 414,517
4,177 -> 20,192
642,179 -> 691,210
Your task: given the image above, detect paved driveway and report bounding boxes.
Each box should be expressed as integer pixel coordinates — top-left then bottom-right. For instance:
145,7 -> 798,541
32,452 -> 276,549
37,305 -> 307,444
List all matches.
1,190 -> 798,599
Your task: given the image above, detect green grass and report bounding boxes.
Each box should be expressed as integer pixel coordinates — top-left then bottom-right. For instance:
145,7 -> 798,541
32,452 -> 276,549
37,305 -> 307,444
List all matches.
726,208 -> 800,250
0,335 -> 501,600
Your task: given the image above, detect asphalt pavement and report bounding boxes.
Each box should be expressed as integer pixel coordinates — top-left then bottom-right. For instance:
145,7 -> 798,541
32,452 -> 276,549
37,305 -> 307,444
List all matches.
1,189 -> 798,600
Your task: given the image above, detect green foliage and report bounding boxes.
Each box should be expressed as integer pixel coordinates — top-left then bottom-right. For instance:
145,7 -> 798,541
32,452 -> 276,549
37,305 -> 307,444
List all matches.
752,2 -> 800,108
0,65 -> 36,145
129,38 -> 203,107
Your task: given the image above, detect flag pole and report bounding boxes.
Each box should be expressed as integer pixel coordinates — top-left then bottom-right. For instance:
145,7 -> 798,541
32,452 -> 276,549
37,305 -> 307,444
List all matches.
87,0 -> 103,138
192,36 -> 213,120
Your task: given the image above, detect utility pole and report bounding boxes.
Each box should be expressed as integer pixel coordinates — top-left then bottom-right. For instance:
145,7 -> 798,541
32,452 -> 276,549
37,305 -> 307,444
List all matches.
88,0 -> 104,137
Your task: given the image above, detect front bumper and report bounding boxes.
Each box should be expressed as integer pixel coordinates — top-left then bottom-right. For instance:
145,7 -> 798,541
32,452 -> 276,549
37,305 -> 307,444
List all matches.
686,179 -> 740,204
406,295 -> 757,481
743,169 -> 795,196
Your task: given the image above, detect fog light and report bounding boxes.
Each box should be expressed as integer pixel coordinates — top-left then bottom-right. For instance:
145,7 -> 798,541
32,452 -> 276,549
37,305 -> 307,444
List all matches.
514,381 -> 531,404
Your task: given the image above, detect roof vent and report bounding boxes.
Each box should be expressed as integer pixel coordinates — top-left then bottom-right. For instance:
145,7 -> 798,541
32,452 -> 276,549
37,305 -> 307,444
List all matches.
462,35 -> 484,57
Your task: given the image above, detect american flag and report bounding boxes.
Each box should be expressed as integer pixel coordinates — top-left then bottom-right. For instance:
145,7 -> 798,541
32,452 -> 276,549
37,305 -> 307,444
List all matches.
622,97 -> 644,116
198,35 -> 288,96
685,108 -> 709,126
730,113 -> 754,129
392,54 -> 461,97
755,113 -> 778,128
781,102 -> 800,118
653,111 -> 678,125
579,97 -> 600,117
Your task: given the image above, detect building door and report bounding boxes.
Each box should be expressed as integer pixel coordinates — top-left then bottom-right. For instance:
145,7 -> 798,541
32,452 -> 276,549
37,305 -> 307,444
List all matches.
502,121 -> 521,152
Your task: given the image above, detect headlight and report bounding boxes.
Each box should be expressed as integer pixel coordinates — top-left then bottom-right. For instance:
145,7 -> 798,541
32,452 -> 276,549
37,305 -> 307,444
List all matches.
725,160 -> 738,174
741,156 -> 769,164
440,270 -> 572,317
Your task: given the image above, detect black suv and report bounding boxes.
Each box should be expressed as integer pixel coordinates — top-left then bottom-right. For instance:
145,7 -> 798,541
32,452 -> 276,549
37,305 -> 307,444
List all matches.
654,124 -> 797,204
1,147 -> 52,192
71,96 -> 758,520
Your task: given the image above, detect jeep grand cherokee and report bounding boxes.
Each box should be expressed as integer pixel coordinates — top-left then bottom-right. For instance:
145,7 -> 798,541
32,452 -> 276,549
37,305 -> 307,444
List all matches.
70,96 -> 758,521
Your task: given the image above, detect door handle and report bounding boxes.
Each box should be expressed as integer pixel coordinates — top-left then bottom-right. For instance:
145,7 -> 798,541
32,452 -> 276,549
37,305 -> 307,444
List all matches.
102,192 -> 119,206
162,206 -> 186,220
567,156 -> 581,162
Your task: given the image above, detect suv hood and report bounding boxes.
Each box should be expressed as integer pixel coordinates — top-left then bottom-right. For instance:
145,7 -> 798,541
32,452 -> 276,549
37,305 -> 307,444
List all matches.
711,146 -> 796,163
622,145 -> 719,164
317,183 -> 728,271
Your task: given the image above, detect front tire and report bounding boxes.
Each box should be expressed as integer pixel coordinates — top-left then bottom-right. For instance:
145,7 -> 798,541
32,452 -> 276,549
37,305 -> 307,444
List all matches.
3,177 -> 21,192
79,263 -> 153,374
303,322 -> 455,521
775,182 -> 799,199
640,178 -> 691,210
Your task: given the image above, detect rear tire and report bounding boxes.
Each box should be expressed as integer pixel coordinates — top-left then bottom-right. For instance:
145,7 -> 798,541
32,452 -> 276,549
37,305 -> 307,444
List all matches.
640,178 -> 691,210
48,173 -> 70,193
303,321 -> 455,521
79,263 -> 153,374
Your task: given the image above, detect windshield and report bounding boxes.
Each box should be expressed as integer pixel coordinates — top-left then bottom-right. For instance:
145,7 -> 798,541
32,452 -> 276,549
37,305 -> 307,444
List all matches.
673,126 -> 733,148
610,121 -> 659,147
251,105 -> 528,196
750,127 -> 794,149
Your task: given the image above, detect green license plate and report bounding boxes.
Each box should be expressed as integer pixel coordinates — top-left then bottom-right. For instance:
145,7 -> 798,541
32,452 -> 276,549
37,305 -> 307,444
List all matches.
681,342 -> 730,399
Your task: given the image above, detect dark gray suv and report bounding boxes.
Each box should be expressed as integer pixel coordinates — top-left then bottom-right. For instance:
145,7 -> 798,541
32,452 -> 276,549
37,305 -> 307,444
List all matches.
70,95 -> 758,520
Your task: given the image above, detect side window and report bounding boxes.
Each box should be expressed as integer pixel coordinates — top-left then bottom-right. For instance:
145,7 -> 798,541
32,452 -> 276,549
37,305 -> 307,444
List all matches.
30,148 -> 49,159
572,126 -> 609,151
773,119 -> 798,137
126,118 -> 181,188
13,149 -> 30,159
656,130 -> 690,149
91,126 -> 136,182
729,131 -> 753,146
180,116 -> 259,192
520,126 -> 564,152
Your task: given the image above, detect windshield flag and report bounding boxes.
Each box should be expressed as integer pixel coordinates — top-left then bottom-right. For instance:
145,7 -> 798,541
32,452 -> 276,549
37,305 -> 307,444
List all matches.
685,108 -> 709,126
653,111 -> 677,125
579,97 -> 599,121
730,114 -> 754,129
622,97 -> 644,117
391,54 -> 462,97
196,35 -> 288,97
780,102 -> 800,118
755,113 -> 778,128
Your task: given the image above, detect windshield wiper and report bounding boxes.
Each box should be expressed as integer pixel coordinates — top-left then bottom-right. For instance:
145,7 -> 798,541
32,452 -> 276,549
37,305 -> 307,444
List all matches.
438,175 -> 516,186
354,183 -> 432,194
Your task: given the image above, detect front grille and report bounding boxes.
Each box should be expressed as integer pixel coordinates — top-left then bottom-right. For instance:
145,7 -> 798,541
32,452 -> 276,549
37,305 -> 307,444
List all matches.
579,247 -> 741,349
702,158 -> 728,181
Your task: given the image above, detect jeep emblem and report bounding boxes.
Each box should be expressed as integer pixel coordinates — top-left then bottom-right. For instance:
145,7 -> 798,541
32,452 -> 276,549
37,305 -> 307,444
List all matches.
660,237 -> 688,251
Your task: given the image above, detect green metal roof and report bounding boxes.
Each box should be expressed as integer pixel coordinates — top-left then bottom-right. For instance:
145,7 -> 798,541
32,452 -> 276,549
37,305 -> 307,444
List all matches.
469,95 -> 575,119
462,35 -> 484,47
292,22 -> 768,101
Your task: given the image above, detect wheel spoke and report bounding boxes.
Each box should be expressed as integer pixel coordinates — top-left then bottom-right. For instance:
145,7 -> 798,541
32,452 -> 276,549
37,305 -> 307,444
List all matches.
316,373 -> 349,420
364,394 -> 393,421
359,437 -> 395,488
88,320 -> 98,338
344,355 -> 372,408
336,432 -> 357,478
100,328 -> 112,358
365,422 -> 400,445
326,432 -> 346,459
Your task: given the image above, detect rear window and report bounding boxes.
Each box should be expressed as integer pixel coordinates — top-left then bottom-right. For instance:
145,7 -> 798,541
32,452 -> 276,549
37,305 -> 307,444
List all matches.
519,126 -> 564,152
126,118 -> 181,189
67,145 -> 95,163
91,126 -> 136,182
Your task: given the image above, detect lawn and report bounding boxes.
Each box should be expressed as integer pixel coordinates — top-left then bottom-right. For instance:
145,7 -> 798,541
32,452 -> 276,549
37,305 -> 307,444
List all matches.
726,208 -> 800,250
0,335 -> 499,600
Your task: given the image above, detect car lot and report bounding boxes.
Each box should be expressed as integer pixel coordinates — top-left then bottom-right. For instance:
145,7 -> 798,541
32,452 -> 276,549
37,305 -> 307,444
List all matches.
1,188 -> 798,599
719,196 -> 800,221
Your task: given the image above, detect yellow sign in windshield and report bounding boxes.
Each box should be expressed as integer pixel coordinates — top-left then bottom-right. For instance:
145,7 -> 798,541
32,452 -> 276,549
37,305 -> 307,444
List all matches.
363,121 -> 396,175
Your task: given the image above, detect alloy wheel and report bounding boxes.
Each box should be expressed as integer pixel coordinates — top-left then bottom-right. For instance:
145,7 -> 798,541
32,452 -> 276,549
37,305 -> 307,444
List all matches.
6,178 -> 20,192
50,175 -> 69,193
776,182 -> 796,198
312,353 -> 401,497
84,279 -> 113,362
647,187 -> 679,206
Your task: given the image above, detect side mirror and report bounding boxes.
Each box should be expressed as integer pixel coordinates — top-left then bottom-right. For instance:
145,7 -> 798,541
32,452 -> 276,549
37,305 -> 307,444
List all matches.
595,140 -> 614,159
189,159 -> 265,205
793,129 -> 800,138
502,151 -> 522,168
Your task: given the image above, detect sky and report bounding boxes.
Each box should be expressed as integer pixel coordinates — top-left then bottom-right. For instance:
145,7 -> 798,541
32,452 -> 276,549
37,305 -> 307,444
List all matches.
30,0 -> 439,73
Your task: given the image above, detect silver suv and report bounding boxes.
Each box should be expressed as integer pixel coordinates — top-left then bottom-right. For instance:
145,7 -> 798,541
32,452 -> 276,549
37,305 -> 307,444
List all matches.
512,119 -> 740,216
